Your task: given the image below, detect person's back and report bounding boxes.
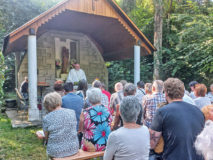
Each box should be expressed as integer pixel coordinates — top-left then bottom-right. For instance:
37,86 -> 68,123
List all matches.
43,108 -> 79,158
105,126 -> 149,160
183,93 -> 195,105
194,96 -> 211,109
20,77 -> 28,99
151,101 -> 204,160
135,88 -> 145,104
62,93 -> 83,129
143,92 -> 166,127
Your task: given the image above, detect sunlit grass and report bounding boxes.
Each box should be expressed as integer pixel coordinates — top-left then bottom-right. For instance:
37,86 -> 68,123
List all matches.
0,113 -> 46,160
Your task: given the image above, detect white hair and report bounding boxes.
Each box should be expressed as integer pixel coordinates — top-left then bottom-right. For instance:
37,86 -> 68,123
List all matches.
86,87 -> 102,105
152,80 -> 164,93
195,120 -> 213,160
114,82 -> 123,92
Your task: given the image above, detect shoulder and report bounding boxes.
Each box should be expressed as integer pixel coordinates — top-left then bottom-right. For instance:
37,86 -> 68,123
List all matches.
110,127 -> 124,137
64,108 -> 75,114
80,69 -> 85,72
69,69 -> 75,73
207,92 -> 212,96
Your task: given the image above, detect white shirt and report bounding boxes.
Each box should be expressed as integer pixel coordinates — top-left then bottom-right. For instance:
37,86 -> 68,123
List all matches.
183,94 -> 195,105
66,69 -> 86,83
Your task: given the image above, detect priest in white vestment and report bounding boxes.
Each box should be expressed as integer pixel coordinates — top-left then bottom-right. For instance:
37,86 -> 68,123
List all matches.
66,64 -> 87,84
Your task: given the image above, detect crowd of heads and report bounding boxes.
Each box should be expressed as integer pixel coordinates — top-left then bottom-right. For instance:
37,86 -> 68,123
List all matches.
43,77 -> 213,160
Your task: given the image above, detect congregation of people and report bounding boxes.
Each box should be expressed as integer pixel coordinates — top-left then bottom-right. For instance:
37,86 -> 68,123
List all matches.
37,76 -> 213,160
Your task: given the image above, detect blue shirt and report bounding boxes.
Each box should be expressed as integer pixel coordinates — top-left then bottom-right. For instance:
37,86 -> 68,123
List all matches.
62,93 -> 84,130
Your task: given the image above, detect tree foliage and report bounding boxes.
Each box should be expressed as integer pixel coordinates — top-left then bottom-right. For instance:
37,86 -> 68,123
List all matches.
162,13 -> 213,86
108,0 -> 213,91
0,0 -> 62,92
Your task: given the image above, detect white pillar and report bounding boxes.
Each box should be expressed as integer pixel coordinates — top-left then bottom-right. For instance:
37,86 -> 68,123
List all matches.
134,45 -> 140,85
28,30 -> 39,121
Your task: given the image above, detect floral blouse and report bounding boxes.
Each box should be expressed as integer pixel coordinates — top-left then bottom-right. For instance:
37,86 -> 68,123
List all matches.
81,104 -> 112,151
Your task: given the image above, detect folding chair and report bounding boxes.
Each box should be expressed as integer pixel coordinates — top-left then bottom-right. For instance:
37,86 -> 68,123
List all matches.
15,88 -> 28,120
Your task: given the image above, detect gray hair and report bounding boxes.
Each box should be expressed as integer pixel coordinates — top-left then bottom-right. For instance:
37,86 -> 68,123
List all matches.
152,80 -> 164,93
145,83 -> 152,94
86,87 -> 102,105
120,96 -> 141,123
124,83 -> 136,96
92,80 -> 102,88
195,120 -> 213,160
43,92 -> 62,111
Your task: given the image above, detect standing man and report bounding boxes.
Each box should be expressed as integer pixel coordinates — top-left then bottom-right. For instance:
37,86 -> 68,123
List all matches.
189,81 -> 198,99
66,63 -> 86,84
135,81 -> 146,104
62,82 -> 84,131
143,80 -> 166,128
109,82 -> 123,113
20,76 -> 28,100
150,78 -> 204,160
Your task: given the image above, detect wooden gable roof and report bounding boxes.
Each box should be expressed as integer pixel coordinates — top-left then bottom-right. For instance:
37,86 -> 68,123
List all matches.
2,0 -> 156,61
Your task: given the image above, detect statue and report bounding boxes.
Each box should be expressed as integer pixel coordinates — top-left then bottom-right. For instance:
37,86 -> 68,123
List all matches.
61,47 -> 69,73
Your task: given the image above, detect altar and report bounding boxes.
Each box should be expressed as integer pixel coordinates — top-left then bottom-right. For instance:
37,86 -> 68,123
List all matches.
2,0 -> 155,121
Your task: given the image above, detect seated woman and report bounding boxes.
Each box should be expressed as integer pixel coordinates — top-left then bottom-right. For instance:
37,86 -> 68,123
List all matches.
112,83 -> 142,130
53,80 -> 64,97
79,87 -> 112,152
104,96 -> 150,160
42,92 -> 79,158
76,79 -> 88,99
194,84 -> 211,109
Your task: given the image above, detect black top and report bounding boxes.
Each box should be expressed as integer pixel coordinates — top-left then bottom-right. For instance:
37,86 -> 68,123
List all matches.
21,81 -> 28,93
151,101 -> 204,160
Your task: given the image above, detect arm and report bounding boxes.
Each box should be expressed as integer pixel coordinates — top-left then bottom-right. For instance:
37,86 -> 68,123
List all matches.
82,70 -> 87,81
150,109 -> 163,149
44,131 -> 49,140
112,104 -> 120,130
149,129 -> 162,149
66,70 -> 71,83
78,111 -> 84,133
42,117 -> 49,144
104,133 -> 117,160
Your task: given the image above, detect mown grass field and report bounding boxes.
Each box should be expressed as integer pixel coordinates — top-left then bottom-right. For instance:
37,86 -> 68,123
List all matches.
0,113 -> 46,160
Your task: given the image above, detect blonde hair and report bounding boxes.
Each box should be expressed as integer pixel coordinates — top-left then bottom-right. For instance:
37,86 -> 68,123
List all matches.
145,83 -> 152,94
43,92 -> 62,111
195,120 -> 213,160
202,105 -> 213,121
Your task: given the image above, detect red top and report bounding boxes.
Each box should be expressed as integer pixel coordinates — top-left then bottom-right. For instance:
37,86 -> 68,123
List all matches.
102,90 -> 111,103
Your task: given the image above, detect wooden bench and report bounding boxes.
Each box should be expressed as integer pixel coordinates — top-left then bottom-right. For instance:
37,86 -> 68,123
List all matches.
52,149 -> 104,160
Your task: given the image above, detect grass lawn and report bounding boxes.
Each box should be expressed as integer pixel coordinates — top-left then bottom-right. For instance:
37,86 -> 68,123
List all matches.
0,113 -> 46,160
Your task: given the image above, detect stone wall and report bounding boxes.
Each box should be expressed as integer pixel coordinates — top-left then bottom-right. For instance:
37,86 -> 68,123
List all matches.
17,30 -> 108,94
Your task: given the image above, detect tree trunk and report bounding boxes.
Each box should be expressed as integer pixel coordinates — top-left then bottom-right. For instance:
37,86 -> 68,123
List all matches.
153,0 -> 163,80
